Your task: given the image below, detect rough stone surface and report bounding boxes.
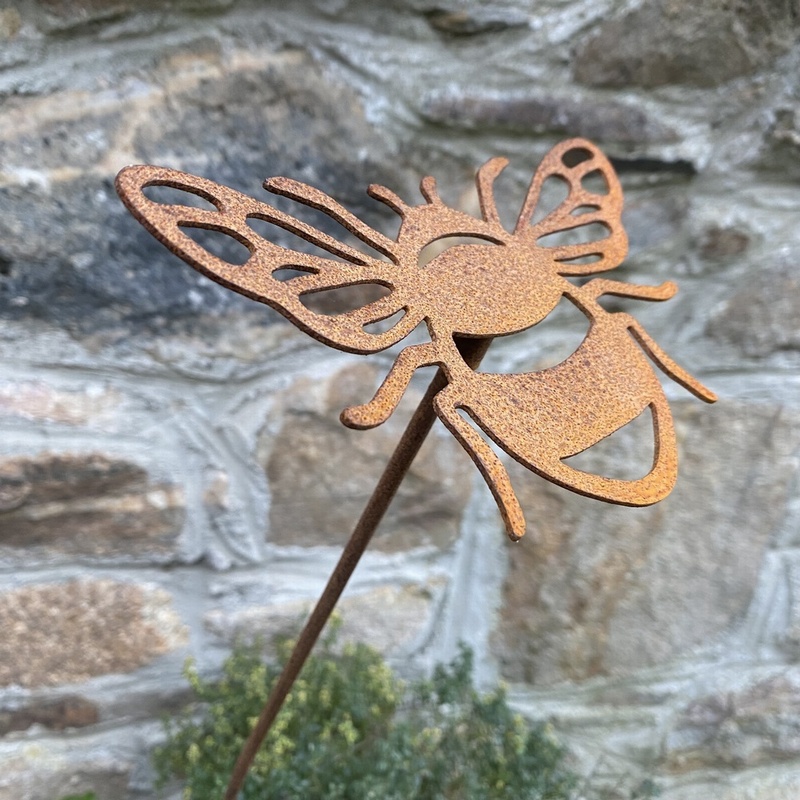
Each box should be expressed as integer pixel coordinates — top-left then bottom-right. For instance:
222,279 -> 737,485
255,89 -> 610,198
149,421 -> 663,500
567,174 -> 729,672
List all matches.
0,579 -> 187,687
663,766 -> 800,800
425,7 -> 529,37
666,674 -> 800,772
695,224 -> 751,262
573,0 -> 800,89
495,400 -> 800,685
262,362 -> 473,551
0,44 -> 410,343
0,695 -> 99,736
0,453 -> 185,563
0,2 -> 799,798
706,260 -> 800,358
421,92 -> 677,145
761,105 -> 800,177
205,583 -> 438,658
0,9 -> 22,39
0,748 -> 131,800
0,380 -> 121,425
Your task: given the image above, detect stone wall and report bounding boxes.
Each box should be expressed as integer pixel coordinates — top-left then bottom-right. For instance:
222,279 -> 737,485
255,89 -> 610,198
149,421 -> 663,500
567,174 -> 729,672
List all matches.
1,1 -> 799,798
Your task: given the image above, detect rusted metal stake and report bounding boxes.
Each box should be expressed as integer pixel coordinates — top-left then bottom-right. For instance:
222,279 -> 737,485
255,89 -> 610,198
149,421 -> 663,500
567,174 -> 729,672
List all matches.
224,336 -> 491,800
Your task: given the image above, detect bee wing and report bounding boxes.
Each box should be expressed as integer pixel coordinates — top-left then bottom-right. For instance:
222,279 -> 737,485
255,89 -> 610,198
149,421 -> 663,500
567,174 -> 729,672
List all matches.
514,138 -> 628,276
115,166 -> 421,354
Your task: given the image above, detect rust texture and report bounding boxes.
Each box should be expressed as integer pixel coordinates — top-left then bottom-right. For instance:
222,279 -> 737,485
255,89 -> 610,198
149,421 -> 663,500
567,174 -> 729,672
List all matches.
116,137 -> 717,543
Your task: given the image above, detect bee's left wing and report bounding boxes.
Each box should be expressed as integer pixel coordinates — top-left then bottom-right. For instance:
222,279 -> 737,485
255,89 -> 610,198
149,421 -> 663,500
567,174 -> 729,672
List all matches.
115,166 -> 422,354
514,138 -> 628,276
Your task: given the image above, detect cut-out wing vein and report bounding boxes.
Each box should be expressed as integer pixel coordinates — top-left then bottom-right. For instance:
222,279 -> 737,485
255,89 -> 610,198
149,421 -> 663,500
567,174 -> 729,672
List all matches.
285,266 -> 394,295
548,240 -> 612,262
249,212 -> 375,266
340,296 -> 410,332
265,177 -> 398,261
335,294 -> 407,327
115,165 -> 413,354
535,207 -> 610,234
514,138 -> 627,276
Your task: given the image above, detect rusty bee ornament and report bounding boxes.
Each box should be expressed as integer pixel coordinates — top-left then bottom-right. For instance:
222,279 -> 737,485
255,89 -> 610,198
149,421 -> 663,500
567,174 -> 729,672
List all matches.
116,138 -> 717,543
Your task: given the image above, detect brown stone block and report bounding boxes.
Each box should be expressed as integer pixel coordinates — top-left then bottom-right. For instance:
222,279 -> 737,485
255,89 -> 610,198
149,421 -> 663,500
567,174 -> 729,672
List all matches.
425,8 -> 528,37
495,400 -> 799,686
421,91 -> 677,145
0,380 -> 120,426
666,673 -> 800,772
0,578 -> 187,687
0,453 -> 184,562
696,225 -> 750,262
0,695 -> 99,736
573,0 -> 798,89
262,363 -> 472,552
706,261 -> 800,358
0,8 -> 21,39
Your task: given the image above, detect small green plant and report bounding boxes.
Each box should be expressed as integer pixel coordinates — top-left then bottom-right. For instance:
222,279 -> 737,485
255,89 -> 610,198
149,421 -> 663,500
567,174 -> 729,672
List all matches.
631,778 -> 662,799
154,629 -> 578,799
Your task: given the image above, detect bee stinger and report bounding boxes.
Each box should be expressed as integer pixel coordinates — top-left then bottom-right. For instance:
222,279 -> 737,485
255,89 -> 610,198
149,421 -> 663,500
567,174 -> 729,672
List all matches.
115,138 -> 716,543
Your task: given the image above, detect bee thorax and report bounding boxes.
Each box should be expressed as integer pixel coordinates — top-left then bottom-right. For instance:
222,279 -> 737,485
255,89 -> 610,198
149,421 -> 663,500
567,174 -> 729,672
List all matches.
420,243 -> 568,336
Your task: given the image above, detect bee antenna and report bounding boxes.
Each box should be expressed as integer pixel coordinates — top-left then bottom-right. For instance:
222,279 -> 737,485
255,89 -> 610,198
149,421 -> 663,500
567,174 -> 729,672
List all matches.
368,184 -> 408,215
476,157 -> 509,228
420,176 -> 441,204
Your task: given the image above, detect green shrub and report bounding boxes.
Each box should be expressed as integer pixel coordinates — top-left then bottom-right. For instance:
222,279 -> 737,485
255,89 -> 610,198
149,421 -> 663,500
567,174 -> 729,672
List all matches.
154,630 -> 578,800
57,794 -> 97,800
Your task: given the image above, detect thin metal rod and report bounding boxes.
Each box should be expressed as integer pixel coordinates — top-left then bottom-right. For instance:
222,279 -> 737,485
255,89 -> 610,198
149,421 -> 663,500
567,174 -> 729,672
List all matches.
224,336 -> 492,800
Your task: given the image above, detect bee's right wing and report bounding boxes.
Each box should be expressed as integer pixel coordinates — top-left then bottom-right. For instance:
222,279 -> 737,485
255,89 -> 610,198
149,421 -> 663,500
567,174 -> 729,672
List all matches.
514,138 -> 628,276
115,166 -> 421,354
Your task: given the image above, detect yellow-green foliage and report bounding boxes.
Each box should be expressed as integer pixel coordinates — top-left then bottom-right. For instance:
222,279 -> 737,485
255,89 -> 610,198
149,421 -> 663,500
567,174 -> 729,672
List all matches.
153,628 -> 655,800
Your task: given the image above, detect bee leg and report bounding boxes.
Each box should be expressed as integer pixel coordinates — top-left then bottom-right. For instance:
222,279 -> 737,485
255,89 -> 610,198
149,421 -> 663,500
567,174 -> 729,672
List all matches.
340,342 -> 442,430
579,278 -> 677,303
433,386 -> 526,542
622,315 -> 718,403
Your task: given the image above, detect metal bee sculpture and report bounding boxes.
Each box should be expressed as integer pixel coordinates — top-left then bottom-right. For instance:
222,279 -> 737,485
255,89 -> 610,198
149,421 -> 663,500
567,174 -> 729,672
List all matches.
116,138 -> 716,796
116,138 -> 716,543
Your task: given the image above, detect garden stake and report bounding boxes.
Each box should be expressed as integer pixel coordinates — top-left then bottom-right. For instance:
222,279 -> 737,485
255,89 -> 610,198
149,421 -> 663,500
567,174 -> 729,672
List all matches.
116,137 -> 717,795
225,336 -> 490,800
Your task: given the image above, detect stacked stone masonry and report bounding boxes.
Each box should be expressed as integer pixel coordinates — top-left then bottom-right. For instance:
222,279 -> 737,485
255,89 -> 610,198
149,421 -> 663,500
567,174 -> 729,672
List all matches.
1,1 -> 799,798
